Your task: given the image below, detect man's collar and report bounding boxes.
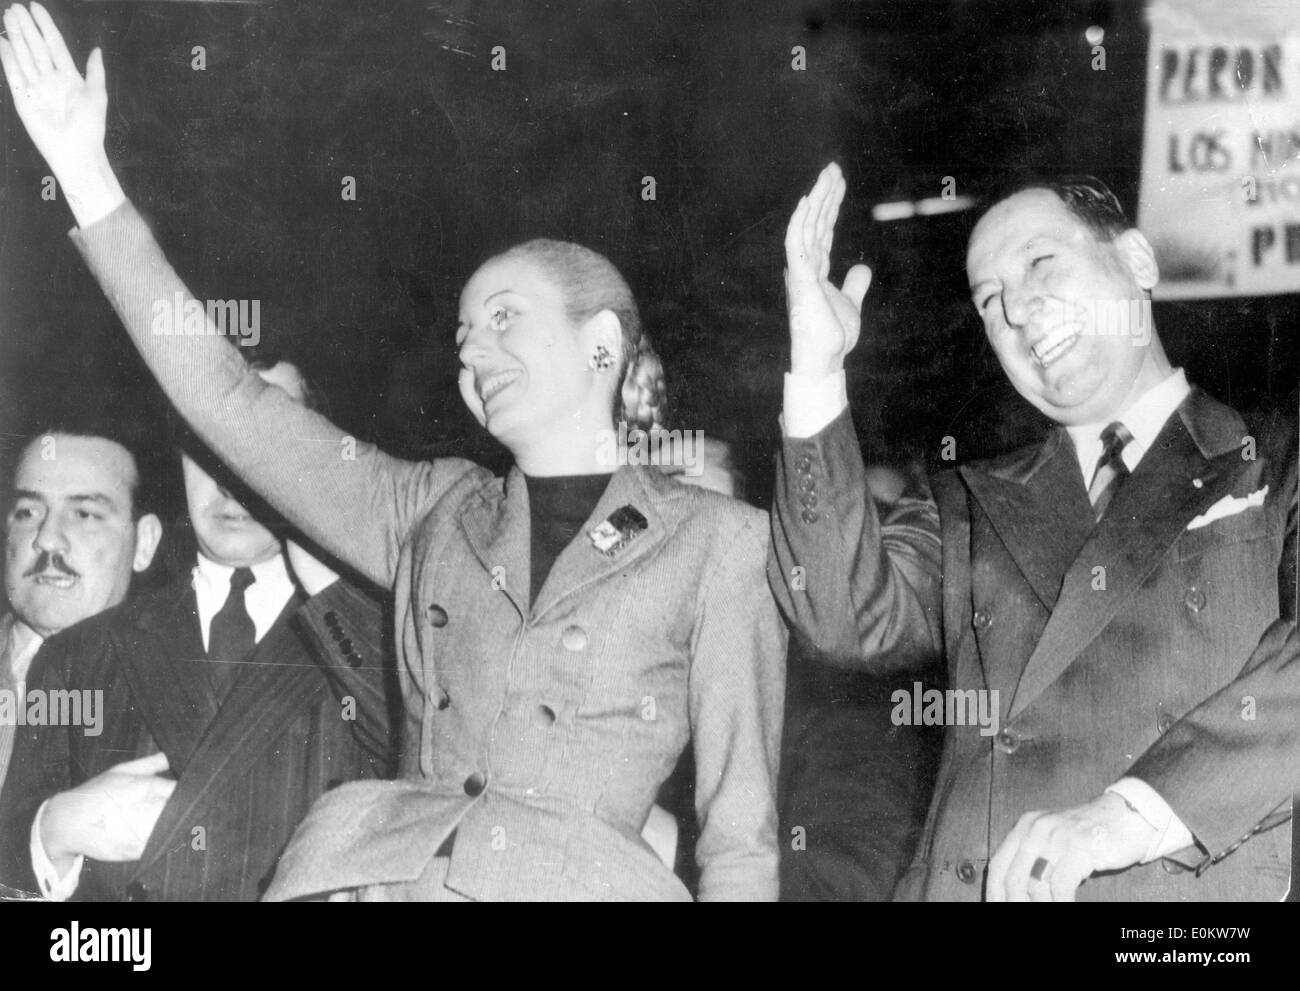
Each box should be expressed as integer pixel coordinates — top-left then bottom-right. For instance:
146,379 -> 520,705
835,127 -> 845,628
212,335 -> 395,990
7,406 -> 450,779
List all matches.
4,614 -> 44,681
193,549 -> 291,591
1065,368 -> 1190,477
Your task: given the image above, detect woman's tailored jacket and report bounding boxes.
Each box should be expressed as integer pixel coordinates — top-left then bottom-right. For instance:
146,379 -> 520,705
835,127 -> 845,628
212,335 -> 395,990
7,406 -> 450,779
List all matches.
70,201 -> 787,902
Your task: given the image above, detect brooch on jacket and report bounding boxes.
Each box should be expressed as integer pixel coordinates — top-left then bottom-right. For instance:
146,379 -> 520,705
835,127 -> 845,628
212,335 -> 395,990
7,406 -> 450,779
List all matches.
588,506 -> 648,556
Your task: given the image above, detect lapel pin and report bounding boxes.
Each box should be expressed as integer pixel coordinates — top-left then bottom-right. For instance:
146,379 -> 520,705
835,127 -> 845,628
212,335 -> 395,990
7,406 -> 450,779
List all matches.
588,506 -> 648,556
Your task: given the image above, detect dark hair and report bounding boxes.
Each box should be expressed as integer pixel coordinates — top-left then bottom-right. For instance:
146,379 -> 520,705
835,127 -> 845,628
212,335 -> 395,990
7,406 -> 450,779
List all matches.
12,411 -> 166,522
981,175 -> 1130,241
495,239 -> 669,431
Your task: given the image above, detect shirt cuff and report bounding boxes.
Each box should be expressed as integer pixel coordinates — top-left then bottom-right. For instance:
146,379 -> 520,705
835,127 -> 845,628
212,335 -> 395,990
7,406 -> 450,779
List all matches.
782,370 -> 848,439
31,800 -> 84,901
1106,778 -> 1197,863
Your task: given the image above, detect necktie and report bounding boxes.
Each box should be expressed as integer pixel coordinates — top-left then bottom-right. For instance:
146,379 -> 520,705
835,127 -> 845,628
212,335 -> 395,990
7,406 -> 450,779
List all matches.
208,567 -> 256,696
1088,421 -> 1133,521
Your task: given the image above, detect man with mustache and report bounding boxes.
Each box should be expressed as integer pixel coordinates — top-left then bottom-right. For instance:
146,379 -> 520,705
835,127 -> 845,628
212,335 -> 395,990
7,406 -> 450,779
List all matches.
1,418 -> 165,804
771,163 -> 1297,901
0,359 -> 395,901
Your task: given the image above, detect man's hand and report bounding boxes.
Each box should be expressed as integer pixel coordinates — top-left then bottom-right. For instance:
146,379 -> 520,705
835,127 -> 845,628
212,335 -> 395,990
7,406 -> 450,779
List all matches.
0,2 -> 124,226
286,539 -> 340,597
784,162 -> 873,378
986,792 -> 1157,902
40,753 -> 176,875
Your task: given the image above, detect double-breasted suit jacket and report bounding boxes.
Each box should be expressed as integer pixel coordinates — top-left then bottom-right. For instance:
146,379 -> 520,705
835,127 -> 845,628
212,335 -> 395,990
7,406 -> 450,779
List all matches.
0,577 -> 391,901
770,388 -> 1297,901
69,201 -> 787,902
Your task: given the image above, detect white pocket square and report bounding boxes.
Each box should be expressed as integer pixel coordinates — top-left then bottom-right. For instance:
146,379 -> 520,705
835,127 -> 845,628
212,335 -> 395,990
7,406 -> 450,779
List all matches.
1187,486 -> 1268,530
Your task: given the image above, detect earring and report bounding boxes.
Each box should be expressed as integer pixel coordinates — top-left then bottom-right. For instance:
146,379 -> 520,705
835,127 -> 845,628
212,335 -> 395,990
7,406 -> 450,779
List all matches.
588,345 -> 615,371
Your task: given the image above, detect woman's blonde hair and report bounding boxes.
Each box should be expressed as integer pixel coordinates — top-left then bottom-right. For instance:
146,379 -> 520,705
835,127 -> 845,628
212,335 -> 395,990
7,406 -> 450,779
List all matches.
498,239 -> 668,431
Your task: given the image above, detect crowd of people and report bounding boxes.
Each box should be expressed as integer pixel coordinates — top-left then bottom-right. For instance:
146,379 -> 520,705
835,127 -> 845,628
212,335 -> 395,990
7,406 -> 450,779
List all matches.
0,3 -> 1295,902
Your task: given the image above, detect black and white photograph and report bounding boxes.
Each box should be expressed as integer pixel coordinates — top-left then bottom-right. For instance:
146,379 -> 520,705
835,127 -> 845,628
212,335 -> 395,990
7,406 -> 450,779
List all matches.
0,0 -> 1296,954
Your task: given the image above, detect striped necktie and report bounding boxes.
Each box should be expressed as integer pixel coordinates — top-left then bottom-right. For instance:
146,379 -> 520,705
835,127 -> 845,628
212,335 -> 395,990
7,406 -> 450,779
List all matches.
1088,421 -> 1134,521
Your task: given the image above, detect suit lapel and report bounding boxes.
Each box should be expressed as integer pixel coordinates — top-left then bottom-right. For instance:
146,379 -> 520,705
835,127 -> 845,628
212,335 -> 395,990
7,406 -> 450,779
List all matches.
115,582 -> 216,768
1008,390 -> 1251,719
457,465 -> 673,622
529,465 -> 671,621
459,467 -> 531,618
134,593 -> 325,875
960,429 -> 1095,612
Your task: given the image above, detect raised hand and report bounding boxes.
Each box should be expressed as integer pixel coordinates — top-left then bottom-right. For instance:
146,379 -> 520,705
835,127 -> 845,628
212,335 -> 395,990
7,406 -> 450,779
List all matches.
40,752 -> 177,874
0,2 -> 123,225
784,162 -> 873,378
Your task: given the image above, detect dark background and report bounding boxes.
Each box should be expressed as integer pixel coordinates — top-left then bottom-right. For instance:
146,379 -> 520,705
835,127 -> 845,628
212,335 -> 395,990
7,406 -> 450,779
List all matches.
1,0 -> 1296,509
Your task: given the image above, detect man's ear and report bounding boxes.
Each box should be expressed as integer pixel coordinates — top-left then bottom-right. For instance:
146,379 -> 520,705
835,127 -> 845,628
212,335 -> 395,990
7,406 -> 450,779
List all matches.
132,513 -> 163,572
581,309 -> 625,364
1114,228 -> 1160,292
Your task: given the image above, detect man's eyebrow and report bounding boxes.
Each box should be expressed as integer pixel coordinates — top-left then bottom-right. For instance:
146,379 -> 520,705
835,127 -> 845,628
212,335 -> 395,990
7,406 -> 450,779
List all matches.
68,493 -> 118,507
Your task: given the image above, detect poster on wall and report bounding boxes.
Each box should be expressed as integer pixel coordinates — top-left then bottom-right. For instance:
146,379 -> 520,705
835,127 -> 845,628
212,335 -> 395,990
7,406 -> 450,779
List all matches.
1139,0 -> 1300,299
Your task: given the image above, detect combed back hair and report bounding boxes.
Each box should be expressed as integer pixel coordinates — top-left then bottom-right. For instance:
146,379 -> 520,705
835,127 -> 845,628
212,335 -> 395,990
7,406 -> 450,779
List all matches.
14,411 -> 166,522
983,174 -> 1130,242
497,239 -> 669,431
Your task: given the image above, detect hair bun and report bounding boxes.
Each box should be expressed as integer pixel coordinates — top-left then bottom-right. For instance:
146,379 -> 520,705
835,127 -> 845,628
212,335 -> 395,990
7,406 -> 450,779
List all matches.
621,337 -> 668,432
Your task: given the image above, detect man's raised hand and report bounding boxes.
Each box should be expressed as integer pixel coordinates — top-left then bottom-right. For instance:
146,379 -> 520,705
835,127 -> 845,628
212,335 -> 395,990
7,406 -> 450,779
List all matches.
0,2 -> 123,226
784,162 -> 873,378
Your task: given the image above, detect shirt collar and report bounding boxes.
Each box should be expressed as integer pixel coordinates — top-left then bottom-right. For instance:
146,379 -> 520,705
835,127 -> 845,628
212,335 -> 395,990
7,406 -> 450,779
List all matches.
4,615 -> 44,682
192,550 -> 293,604
1066,368 -> 1191,481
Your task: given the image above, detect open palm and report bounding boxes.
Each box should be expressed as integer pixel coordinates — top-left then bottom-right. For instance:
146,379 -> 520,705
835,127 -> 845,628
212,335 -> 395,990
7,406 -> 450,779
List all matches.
784,162 -> 873,378
0,3 -> 107,179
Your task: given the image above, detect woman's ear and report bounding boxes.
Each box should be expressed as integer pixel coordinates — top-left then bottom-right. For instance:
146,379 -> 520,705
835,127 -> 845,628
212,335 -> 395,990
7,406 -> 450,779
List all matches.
581,309 -> 625,368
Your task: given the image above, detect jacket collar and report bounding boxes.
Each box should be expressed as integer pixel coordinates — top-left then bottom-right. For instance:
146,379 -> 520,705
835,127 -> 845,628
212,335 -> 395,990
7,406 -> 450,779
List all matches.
997,388 -> 1252,718
458,463 -> 681,621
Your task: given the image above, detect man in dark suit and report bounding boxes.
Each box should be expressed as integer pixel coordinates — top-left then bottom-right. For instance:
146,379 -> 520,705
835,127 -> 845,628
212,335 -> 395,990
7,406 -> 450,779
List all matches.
0,361 -> 394,901
770,163 -> 1297,901
1,419 -> 163,797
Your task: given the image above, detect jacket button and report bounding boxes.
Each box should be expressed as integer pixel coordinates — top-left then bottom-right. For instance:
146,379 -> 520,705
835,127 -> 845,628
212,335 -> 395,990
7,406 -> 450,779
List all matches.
995,729 -> 1019,754
346,650 -> 362,668
125,881 -> 150,901
956,860 -> 978,884
561,626 -> 588,651
463,772 -> 487,797
801,509 -> 819,524
1184,588 -> 1206,613
795,455 -> 813,474
437,690 -> 451,711
972,609 -> 993,630
427,604 -> 449,628
533,704 -> 557,728
800,492 -> 819,509
1157,711 -> 1176,734
339,638 -> 353,654
324,611 -> 340,627
797,475 -> 816,493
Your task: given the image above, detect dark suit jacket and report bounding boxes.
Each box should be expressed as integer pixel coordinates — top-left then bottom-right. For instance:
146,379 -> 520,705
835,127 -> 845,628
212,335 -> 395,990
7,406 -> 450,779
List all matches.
770,388 -> 1297,901
0,577 -> 391,901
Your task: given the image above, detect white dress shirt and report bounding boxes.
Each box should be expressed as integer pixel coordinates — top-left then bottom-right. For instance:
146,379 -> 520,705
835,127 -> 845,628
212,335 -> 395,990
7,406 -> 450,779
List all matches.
32,550 -> 297,900
1,615 -> 45,789
782,366 -> 1199,862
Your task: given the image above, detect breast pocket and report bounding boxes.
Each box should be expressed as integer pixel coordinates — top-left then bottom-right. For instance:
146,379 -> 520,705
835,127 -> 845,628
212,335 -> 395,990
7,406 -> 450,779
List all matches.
1176,503 -> 1276,562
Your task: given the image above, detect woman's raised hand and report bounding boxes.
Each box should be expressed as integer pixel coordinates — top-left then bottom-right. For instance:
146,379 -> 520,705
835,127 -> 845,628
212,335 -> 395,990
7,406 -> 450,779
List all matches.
0,2 -> 123,226
784,162 -> 873,378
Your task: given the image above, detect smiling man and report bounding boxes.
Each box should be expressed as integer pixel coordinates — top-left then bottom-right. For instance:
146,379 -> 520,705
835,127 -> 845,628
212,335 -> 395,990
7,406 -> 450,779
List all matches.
769,163 -> 1298,902
1,423 -> 162,793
